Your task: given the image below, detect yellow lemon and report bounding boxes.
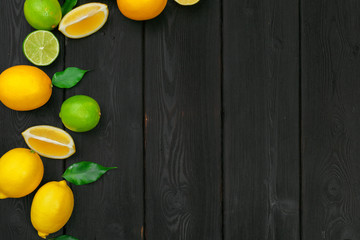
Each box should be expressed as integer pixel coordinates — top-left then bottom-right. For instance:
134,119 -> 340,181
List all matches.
59,3 -> 109,39
175,0 -> 199,5
117,0 -> 167,21
22,125 -> 76,159
0,148 -> 44,199
31,180 -> 74,239
0,65 -> 52,111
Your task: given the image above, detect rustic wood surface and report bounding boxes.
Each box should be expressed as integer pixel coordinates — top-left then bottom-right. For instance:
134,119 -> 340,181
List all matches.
1,0 -> 360,239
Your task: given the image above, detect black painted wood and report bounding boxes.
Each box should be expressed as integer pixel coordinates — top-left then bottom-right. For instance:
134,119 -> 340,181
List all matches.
223,0 -> 300,239
3,0 -> 360,239
63,1 -> 144,239
144,1 -> 222,239
0,0 -> 65,239
302,0 -> 360,239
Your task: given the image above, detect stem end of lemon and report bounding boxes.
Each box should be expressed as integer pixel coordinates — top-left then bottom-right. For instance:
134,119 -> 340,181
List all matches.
38,231 -> 49,239
0,192 -> 8,199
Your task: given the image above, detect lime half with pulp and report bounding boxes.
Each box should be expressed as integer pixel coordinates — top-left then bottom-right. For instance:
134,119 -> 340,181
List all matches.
23,30 -> 60,66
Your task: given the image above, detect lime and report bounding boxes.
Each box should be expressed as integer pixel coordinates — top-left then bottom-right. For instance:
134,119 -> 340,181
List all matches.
23,30 -> 60,66
59,95 -> 101,132
24,0 -> 62,30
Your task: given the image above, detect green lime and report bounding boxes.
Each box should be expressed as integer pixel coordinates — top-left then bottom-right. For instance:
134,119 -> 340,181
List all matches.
24,0 -> 62,30
23,30 -> 60,66
59,95 -> 101,132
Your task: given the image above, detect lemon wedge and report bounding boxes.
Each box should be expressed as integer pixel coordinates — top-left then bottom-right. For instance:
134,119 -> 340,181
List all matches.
58,3 -> 109,39
175,0 -> 200,6
22,125 -> 75,159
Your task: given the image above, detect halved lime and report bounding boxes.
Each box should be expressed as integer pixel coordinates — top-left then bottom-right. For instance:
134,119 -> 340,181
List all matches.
23,30 -> 60,66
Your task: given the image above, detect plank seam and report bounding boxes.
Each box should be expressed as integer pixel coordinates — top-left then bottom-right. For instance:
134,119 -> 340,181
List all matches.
142,21 -> 147,240
299,0 -> 303,238
220,0 -> 224,239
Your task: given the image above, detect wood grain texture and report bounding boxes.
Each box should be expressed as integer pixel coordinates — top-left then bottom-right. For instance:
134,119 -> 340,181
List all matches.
223,0 -> 300,239
0,0 -> 65,239
63,1 -> 144,239
144,1 -> 222,239
302,0 -> 360,239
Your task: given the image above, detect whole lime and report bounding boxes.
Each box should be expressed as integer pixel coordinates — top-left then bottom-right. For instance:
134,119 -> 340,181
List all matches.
59,95 -> 101,132
24,0 -> 62,30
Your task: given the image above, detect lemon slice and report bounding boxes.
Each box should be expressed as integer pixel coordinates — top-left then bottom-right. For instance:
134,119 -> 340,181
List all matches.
175,0 -> 199,6
22,125 -> 75,159
58,3 -> 109,39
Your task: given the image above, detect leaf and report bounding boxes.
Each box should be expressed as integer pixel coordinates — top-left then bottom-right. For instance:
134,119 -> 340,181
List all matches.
50,235 -> 79,240
63,161 -> 117,185
52,67 -> 88,89
61,0 -> 77,16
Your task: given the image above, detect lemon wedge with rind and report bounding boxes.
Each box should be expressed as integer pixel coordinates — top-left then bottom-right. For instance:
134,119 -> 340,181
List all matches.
22,125 -> 75,159
175,0 -> 199,5
58,3 -> 109,39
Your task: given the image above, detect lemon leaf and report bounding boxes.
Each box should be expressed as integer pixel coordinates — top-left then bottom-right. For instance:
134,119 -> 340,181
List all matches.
61,0 -> 77,16
63,161 -> 117,185
52,67 -> 88,89
50,235 -> 79,240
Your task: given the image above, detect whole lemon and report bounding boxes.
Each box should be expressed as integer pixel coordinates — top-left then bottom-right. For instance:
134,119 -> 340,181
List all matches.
59,95 -> 101,132
0,65 -> 52,111
31,180 -> 74,239
0,148 -> 44,199
24,0 -> 62,30
117,0 -> 167,21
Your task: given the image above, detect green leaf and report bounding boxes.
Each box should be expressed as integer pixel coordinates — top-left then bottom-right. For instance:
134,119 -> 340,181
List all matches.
50,235 -> 79,240
61,0 -> 77,16
52,67 -> 88,89
63,161 -> 117,185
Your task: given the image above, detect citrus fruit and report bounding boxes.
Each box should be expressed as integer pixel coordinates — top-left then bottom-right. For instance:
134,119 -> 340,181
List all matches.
175,0 -> 200,5
117,0 -> 167,21
58,3 -> 109,39
0,65 -> 52,111
31,180 -> 74,239
0,148 -> 44,199
23,30 -> 60,66
24,0 -> 62,30
22,125 -> 76,159
59,95 -> 101,132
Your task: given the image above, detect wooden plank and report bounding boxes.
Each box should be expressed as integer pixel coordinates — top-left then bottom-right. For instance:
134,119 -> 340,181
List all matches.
302,0 -> 360,238
63,0 -> 144,239
0,0 -> 65,239
144,1 -> 222,239
223,0 -> 300,239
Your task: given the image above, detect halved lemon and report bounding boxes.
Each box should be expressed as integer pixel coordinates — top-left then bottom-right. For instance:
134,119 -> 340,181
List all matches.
58,3 -> 109,39
175,0 -> 199,6
22,125 -> 75,159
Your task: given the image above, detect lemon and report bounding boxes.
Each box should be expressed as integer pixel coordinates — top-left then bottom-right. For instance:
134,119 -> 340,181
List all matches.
0,65 -> 52,111
31,180 -> 74,239
24,0 -> 62,30
59,95 -> 101,132
22,125 -> 76,159
117,0 -> 167,21
175,0 -> 200,5
58,3 -> 109,39
0,148 -> 44,199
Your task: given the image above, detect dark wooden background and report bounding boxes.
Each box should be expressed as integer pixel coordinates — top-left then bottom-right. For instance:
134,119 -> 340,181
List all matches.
1,0 -> 360,239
